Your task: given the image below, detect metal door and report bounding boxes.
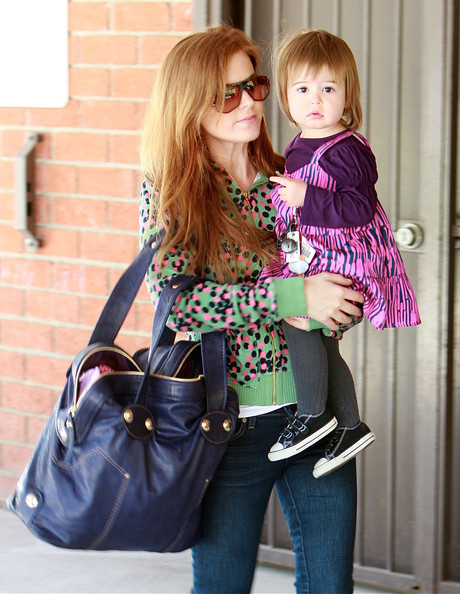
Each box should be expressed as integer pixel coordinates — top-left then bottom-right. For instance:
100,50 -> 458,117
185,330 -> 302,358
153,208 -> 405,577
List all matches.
195,1 -> 459,591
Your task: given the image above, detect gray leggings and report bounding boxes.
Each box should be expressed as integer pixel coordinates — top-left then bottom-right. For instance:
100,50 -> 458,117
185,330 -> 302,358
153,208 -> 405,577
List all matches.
282,320 -> 360,428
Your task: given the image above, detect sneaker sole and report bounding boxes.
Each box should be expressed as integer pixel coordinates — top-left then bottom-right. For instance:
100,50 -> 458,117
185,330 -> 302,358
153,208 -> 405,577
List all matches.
268,417 -> 338,462
312,432 -> 376,478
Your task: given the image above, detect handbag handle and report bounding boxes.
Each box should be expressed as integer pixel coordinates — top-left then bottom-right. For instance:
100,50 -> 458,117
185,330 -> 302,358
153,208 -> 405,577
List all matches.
88,236 -> 231,415
89,234 -> 164,346
147,275 -> 228,413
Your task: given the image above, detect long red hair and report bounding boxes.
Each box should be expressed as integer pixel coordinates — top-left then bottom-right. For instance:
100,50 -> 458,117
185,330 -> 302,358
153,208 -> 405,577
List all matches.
140,25 -> 283,282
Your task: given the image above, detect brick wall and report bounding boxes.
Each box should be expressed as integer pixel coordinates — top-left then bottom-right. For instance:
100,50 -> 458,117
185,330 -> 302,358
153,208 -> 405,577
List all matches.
0,0 -> 193,502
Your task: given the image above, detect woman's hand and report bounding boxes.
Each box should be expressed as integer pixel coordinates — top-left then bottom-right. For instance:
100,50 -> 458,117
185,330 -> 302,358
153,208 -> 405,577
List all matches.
270,174 -> 307,208
303,273 -> 364,331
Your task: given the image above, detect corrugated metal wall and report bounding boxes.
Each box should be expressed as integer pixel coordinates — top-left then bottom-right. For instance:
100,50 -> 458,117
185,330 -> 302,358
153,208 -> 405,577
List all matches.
195,1 -> 459,591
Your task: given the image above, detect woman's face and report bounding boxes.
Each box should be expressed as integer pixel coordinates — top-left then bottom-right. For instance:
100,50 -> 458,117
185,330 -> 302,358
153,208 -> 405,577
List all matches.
201,50 -> 265,155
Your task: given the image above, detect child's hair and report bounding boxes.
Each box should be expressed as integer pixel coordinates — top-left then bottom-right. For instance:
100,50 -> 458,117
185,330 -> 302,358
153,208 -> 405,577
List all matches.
275,29 -> 362,131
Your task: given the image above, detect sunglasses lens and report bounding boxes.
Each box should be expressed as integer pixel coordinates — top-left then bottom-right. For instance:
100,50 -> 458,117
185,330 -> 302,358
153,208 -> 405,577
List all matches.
247,77 -> 270,102
214,76 -> 270,114
222,85 -> 242,113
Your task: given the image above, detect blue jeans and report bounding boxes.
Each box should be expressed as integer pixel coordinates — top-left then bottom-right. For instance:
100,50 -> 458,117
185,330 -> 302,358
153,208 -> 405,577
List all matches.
191,407 -> 356,594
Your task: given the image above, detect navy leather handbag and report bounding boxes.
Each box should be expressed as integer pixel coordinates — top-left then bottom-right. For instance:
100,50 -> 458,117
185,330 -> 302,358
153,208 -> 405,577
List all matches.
7,239 -> 239,552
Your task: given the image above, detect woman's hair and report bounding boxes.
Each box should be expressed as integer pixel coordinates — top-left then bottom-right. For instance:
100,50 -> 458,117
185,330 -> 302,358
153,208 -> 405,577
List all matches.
140,25 -> 283,283
275,29 -> 362,131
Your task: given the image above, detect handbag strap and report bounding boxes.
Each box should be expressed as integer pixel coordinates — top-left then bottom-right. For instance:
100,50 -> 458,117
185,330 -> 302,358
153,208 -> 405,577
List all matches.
87,238 -> 230,414
89,232 -> 164,345
146,275 -> 229,412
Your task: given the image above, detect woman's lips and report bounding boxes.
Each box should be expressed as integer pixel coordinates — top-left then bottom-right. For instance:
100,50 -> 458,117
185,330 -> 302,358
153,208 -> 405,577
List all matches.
238,114 -> 257,124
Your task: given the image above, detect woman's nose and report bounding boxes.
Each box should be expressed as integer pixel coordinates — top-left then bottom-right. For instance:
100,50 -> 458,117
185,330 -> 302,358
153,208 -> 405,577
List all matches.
240,87 -> 255,107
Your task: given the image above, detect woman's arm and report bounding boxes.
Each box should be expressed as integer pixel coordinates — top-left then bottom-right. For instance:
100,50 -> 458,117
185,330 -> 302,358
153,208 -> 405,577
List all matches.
140,181 -> 363,334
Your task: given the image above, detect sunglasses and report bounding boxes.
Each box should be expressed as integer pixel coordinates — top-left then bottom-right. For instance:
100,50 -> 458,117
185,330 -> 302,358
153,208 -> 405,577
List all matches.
212,75 -> 270,114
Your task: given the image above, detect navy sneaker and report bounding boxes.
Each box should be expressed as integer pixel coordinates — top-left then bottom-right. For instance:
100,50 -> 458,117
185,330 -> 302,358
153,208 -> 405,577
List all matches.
313,422 -> 376,478
268,408 -> 337,462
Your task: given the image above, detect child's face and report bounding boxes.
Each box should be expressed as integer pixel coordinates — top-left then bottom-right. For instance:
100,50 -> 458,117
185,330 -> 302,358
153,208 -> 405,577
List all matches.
287,63 -> 346,138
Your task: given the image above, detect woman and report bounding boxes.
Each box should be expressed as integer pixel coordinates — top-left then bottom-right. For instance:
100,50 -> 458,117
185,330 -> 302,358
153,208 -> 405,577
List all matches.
139,24 -> 364,594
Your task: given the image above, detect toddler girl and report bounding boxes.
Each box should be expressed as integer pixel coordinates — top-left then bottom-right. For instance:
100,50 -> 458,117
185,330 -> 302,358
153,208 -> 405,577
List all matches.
262,29 -> 421,477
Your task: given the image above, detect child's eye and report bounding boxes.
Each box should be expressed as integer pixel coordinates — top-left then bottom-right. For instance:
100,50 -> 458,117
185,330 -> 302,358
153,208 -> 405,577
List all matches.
323,86 -> 335,93
297,86 -> 308,94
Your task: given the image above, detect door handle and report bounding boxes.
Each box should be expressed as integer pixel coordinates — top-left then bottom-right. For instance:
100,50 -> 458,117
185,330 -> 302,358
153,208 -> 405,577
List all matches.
395,223 -> 423,250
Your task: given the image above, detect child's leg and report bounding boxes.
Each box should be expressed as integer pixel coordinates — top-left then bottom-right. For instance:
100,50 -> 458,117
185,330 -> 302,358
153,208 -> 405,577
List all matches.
313,335 -> 375,479
281,321 -> 327,416
320,335 -> 360,428
268,322 -> 337,462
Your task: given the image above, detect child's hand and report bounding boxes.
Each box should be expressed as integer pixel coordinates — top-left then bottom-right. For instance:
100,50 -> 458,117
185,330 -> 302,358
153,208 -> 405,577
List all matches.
270,174 -> 307,208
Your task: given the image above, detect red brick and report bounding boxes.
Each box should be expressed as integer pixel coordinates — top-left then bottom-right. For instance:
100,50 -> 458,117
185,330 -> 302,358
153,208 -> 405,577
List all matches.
140,35 -> 183,65
54,131 -> 108,162
69,2 -> 109,31
0,474 -> 19,502
0,351 -> 26,381
1,129 -> 49,161
136,101 -> 151,130
172,3 -> 193,31
80,231 -> 138,264
80,295 -> 107,327
1,443 -> 33,473
81,100 -> 137,130
2,383 -> 55,415
32,228 -> 79,259
113,3 -> 169,32
0,258 -> 53,288
79,166 -> 136,199
1,319 -> 53,351
1,129 -> 33,158
35,134 -> 52,160
70,67 -> 110,97
109,200 -> 138,232
53,262 -> 109,295
26,291 -> 80,324
26,101 -> 80,127
54,195 -> 107,227
34,194 -> 51,225
0,411 -> 27,442
134,299 -> 156,333
0,161 -> 14,188
54,325 -> 92,357
27,354 -> 69,386
36,163 -> 78,194
109,133 -> 139,164
0,191 -> 15,222
0,287 -> 25,316
69,35 -> 80,65
27,415 -> 49,444
0,108 -> 25,126
112,68 -> 156,99
116,332 -> 150,356
80,35 -> 137,65
0,225 -> 24,253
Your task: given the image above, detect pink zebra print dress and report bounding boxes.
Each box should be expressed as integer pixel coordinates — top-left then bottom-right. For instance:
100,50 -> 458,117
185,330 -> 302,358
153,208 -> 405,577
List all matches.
266,130 -> 421,331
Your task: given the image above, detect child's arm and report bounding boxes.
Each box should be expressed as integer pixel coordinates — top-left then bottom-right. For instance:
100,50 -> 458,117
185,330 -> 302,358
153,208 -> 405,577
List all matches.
300,138 -> 378,229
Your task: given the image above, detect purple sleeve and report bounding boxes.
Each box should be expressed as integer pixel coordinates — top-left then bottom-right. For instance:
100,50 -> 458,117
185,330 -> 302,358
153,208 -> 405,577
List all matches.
299,139 -> 378,228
